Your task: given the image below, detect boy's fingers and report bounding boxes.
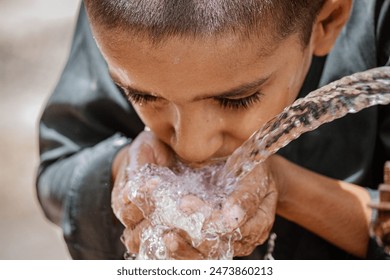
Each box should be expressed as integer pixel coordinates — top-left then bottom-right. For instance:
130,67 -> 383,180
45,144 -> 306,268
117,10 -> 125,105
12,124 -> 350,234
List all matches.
124,224 -> 206,259
129,131 -> 174,169
121,219 -> 150,255
220,164 -> 272,231
238,190 -> 277,240
112,179 -> 144,226
163,231 -> 205,260
113,131 -> 174,227
117,175 -> 163,226
221,190 -> 259,230
233,190 -> 277,257
113,166 -> 163,228
116,199 -> 144,226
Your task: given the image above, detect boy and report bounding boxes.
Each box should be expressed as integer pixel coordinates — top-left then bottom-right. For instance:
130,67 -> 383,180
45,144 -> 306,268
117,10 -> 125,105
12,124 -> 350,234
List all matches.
37,0 -> 390,259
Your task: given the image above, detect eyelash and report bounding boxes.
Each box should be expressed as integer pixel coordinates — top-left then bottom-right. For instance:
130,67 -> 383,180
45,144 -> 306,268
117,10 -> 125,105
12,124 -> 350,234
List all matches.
118,87 -> 158,104
127,92 -> 158,104
120,87 -> 263,110
215,92 -> 263,110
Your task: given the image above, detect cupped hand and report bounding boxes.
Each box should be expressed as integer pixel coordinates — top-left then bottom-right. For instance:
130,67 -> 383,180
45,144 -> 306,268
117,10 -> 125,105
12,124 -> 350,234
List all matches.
170,156 -> 279,259
111,131 -> 207,259
211,156 -> 279,257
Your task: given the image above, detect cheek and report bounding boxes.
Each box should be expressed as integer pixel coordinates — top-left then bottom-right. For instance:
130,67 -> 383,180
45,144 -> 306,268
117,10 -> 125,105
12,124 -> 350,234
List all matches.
134,105 -> 173,142
263,73 -> 303,112
236,89 -> 296,139
285,51 -> 313,101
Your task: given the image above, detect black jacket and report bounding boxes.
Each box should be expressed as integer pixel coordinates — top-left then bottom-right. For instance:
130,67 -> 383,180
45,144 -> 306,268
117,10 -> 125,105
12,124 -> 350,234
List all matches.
37,0 -> 390,259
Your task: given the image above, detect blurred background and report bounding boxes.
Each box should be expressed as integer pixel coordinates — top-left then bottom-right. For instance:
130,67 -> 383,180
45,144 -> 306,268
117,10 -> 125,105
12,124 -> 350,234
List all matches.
0,0 -> 82,259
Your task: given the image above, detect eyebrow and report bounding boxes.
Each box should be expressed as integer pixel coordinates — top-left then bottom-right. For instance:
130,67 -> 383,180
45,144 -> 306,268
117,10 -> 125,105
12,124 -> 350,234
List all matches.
109,71 -> 271,100
194,74 -> 271,100
109,72 -> 153,96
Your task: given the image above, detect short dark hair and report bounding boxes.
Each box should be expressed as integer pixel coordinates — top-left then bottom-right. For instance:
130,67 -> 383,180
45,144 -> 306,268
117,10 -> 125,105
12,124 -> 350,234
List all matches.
85,0 -> 325,45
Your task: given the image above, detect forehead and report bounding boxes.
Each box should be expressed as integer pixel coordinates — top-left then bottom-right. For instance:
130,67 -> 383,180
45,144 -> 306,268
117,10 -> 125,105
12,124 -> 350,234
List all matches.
94,22 -> 278,60
98,28 -> 278,66
92,24 -> 302,96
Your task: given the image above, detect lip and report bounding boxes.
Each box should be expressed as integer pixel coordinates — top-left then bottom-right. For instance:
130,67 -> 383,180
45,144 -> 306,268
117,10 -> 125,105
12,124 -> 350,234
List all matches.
175,155 -> 229,168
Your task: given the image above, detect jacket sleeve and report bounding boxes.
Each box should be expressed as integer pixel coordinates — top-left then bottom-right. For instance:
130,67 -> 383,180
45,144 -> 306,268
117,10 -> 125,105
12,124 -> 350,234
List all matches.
36,3 -> 144,259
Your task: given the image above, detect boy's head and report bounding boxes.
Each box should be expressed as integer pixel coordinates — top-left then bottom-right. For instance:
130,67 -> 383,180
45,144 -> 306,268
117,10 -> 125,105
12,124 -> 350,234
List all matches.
85,0 -> 352,165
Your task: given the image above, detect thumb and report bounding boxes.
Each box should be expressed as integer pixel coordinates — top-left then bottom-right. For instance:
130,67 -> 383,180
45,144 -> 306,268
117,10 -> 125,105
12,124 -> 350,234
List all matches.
124,131 -> 175,217
128,131 -> 174,170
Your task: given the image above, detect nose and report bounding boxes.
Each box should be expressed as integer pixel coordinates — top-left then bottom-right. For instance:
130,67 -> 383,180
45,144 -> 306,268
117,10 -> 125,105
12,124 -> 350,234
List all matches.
170,104 -> 223,164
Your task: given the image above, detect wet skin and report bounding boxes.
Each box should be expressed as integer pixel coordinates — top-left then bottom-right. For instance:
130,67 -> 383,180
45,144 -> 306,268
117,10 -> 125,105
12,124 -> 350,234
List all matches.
98,32 -> 312,165
90,0 -> 372,259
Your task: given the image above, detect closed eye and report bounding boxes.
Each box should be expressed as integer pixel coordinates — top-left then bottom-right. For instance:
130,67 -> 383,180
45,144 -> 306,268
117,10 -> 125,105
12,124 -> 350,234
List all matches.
118,86 -> 159,105
127,92 -> 158,104
117,84 -> 264,110
214,91 -> 264,110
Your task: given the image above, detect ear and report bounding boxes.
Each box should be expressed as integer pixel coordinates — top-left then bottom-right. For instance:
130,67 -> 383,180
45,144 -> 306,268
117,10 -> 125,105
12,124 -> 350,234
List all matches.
311,0 -> 352,56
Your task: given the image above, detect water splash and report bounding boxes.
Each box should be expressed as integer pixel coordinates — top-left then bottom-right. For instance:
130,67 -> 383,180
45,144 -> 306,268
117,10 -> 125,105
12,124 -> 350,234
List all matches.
125,161 -> 239,259
125,66 -> 390,259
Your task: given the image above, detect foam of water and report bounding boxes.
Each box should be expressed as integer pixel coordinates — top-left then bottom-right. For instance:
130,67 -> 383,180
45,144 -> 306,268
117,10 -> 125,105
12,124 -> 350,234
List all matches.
126,161 -> 240,259
124,67 -> 390,260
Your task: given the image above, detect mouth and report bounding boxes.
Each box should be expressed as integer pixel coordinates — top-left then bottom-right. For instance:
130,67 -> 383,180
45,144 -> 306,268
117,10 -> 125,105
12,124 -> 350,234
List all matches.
175,155 -> 229,168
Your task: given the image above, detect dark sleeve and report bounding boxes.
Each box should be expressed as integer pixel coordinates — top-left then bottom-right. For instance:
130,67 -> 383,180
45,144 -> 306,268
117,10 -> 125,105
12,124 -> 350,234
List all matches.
366,0 -> 390,260
36,3 -> 144,259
